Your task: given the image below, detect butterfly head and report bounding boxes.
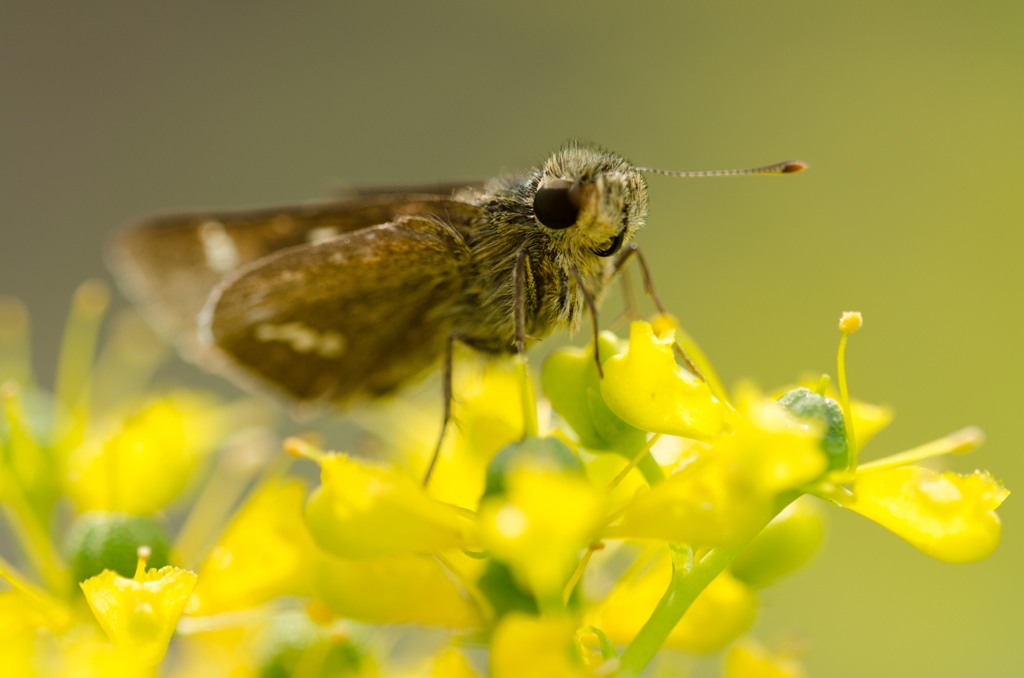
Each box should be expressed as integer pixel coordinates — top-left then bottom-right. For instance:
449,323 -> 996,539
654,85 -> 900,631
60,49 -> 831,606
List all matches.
532,142 -> 648,259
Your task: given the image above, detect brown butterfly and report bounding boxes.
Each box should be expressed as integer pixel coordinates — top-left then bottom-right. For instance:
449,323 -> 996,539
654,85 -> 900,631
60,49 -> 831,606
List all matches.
108,141 -> 805,479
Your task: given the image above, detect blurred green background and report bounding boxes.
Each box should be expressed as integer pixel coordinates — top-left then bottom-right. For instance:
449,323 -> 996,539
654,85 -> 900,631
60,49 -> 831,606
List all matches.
1,2 -> 1020,675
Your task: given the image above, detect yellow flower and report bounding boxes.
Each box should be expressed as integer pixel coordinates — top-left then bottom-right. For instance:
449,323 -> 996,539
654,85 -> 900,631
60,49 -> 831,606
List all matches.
80,551 -> 197,666
844,467 -> 1008,563
313,552 -> 481,628
725,640 -> 804,678
542,331 -> 648,454
66,394 -> 224,514
479,468 -> 602,599
614,403 -> 826,547
191,479 -> 317,614
591,554 -> 755,653
600,321 -> 723,440
303,452 -> 472,558
490,613 -> 591,678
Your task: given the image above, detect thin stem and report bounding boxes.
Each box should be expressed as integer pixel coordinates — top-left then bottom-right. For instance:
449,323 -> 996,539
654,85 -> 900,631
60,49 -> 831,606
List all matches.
616,495 -> 797,678
516,355 -> 538,438
563,543 -> 602,604
836,333 -> 858,470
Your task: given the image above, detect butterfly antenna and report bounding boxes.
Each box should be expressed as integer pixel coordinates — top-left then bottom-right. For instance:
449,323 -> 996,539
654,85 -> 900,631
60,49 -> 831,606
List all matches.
635,159 -> 807,178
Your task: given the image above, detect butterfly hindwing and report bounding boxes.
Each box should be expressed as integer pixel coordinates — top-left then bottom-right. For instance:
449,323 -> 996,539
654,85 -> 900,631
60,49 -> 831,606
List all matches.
107,194 -> 480,358
200,215 -> 474,405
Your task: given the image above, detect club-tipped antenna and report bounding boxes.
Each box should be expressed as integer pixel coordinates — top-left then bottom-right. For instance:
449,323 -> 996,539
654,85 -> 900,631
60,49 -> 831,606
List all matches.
635,159 -> 808,178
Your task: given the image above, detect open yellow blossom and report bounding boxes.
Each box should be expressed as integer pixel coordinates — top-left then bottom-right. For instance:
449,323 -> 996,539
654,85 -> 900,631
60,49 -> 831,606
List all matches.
615,403 -> 826,547
491,614 -> 591,678
191,479 -> 317,614
592,553 -> 756,653
843,467 -> 1007,563
313,552 -> 481,627
303,452 -> 472,558
479,468 -> 603,599
600,321 -> 723,440
80,550 -> 197,666
66,394 -> 225,514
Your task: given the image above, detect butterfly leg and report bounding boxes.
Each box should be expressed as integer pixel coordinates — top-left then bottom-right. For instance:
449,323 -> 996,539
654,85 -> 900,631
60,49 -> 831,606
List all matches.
568,266 -> 604,378
423,332 -> 460,486
611,244 -> 706,381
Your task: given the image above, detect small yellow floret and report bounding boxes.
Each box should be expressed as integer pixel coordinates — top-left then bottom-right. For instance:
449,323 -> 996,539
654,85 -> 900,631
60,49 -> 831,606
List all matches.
839,311 -> 863,334
303,453 -> 471,558
80,555 -> 197,666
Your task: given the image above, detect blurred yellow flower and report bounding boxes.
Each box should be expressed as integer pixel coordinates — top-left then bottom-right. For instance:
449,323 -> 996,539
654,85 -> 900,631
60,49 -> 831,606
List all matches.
304,452 -> 472,558
312,552 -> 481,628
66,394 -> 225,514
80,552 -> 197,666
600,321 -> 723,441
592,553 -> 755,653
725,640 -> 804,678
844,467 -> 1008,563
490,613 -> 591,678
191,479 -> 317,614
479,468 -> 602,599
615,403 -> 826,547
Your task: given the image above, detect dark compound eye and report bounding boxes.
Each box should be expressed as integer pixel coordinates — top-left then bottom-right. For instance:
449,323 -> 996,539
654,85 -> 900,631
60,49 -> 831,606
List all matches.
533,179 -> 581,230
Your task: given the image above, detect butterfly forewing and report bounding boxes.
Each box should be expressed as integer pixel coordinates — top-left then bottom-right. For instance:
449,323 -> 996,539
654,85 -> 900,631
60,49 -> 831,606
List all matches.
200,215 -> 474,405
107,194 -> 479,359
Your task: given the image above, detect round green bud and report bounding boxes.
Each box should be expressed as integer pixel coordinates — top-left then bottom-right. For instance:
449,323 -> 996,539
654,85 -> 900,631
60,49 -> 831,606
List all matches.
730,497 -> 826,588
255,612 -> 367,678
63,511 -> 171,583
777,386 -> 848,470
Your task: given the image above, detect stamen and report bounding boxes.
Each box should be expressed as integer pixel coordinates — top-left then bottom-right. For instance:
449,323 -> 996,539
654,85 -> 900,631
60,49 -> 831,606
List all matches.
563,542 -> 605,604
55,280 -> 110,453
856,426 -> 985,475
134,545 -> 152,579
516,355 -> 539,438
606,434 -> 663,494
815,374 -> 830,396
0,297 -> 32,386
284,436 -> 330,463
836,312 -> 862,470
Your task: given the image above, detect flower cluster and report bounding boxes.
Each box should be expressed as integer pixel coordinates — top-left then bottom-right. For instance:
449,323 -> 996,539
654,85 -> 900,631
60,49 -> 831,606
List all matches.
0,285 -> 1007,676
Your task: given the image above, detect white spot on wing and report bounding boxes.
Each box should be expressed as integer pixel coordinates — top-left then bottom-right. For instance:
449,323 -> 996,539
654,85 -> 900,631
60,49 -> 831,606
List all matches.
307,226 -> 340,244
199,221 -> 239,273
253,322 -> 347,359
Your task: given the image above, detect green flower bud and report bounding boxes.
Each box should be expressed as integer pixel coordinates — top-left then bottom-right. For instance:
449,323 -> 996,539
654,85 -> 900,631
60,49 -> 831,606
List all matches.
729,497 -> 826,588
63,511 -> 171,584
777,387 -> 849,470
541,331 -> 648,454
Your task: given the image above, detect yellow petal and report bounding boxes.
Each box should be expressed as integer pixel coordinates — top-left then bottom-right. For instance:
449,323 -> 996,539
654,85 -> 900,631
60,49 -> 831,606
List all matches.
80,565 -> 197,666
591,555 -> 756,653
304,453 -> 471,558
847,467 -> 1008,563
600,321 -> 723,440
479,469 -> 602,598
616,407 -> 825,547
191,479 -> 317,614
313,553 -> 480,628
490,614 -> 590,678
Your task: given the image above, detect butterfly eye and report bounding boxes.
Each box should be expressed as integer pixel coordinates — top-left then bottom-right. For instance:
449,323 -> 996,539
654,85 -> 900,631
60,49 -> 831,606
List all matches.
533,179 -> 582,230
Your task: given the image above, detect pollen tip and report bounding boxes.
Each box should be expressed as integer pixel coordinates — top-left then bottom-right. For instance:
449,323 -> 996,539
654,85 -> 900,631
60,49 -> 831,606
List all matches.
952,426 -> 985,454
782,160 -> 809,174
839,311 -> 863,334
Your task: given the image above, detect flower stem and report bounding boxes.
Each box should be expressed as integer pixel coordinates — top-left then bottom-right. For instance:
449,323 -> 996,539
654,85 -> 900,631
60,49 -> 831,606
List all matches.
616,494 -> 797,677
